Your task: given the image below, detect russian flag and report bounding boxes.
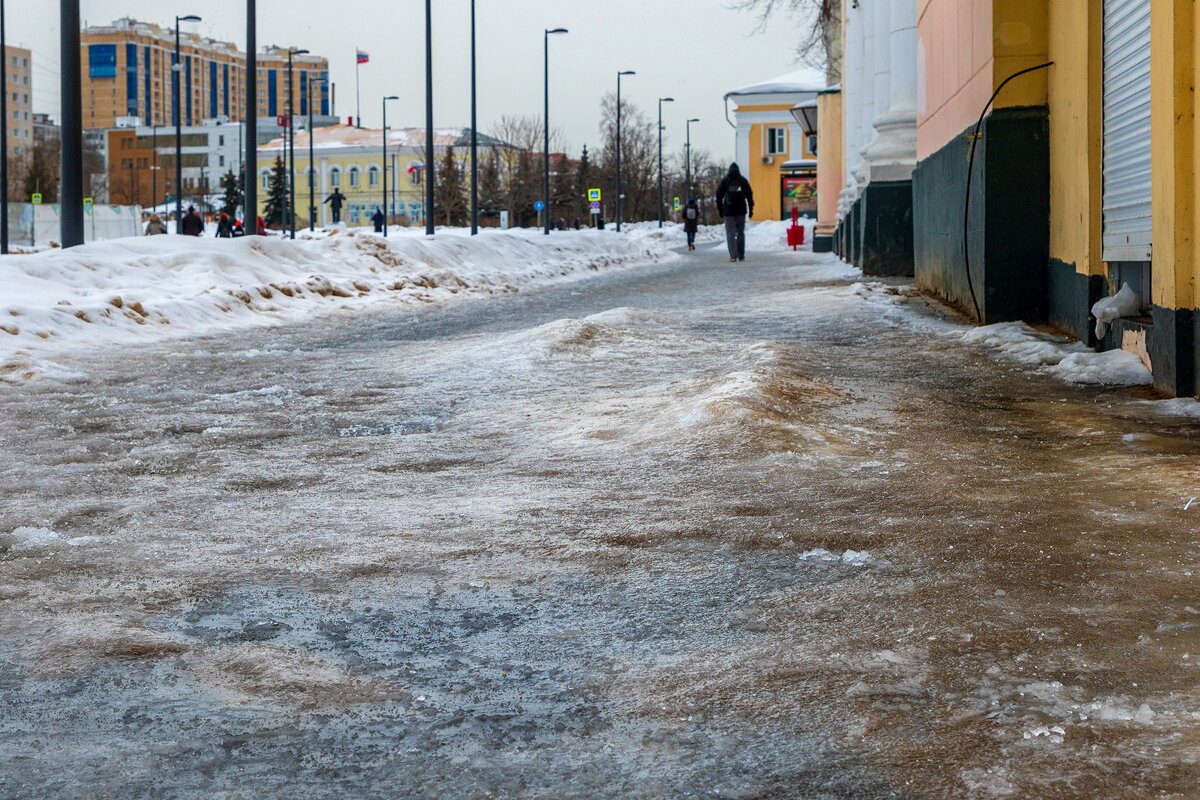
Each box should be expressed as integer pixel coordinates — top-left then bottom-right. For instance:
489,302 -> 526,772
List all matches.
356,49 -> 369,64
407,163 -> 426,174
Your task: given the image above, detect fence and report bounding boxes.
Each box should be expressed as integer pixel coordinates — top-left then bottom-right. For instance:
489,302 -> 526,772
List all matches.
5,203 -> 144,248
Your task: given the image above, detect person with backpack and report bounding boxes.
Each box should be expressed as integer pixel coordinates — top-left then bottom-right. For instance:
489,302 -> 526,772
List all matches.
683,197 -> 700,251
215,212 -> 234,238
715,163 -> 754,262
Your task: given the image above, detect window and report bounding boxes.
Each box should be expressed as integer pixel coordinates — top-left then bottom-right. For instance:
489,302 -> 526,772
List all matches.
219,155 -> 225,167
766,127 -> 787,155
329,167 -> 340,187
89,44 -> 118,78
368,166 -> 379,186
410,167 -> 422,186
260,170 -> 270,189
349,167 -> 360,187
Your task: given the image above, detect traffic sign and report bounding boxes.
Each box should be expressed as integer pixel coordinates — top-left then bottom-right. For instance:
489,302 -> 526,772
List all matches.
534,200 -> 545,211
589,200 -> 601,215
31,193 -> 42,204
673,197 -> 681,211
83,197 -> 94,214
587,188 -> 602,202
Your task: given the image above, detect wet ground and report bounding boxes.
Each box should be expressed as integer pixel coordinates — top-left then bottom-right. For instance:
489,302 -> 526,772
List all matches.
1,238 -> 1197,799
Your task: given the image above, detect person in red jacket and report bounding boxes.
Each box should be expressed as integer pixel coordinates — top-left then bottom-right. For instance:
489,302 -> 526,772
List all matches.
256,215 -> 267,236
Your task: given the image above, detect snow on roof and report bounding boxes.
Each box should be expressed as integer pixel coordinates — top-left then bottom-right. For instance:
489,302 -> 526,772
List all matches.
725,69 -> 828,99
261,124 -> 511,151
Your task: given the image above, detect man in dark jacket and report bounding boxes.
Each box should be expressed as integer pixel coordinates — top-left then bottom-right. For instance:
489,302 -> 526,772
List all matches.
324,190 -> 347,224
715,163 -> 754,261
371,207 -> 385,233
683,197 -> 700,251
180,206 -> 204,236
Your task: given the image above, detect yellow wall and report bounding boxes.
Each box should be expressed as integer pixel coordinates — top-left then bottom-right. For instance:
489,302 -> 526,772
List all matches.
1047,0 -> 1102,278
739,103 -> 816,221
256,149 -> 427,226
992,0 -> 1049,109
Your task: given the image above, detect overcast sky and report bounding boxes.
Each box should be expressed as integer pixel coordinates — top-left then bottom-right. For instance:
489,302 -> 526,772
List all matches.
11,1 -> 812,162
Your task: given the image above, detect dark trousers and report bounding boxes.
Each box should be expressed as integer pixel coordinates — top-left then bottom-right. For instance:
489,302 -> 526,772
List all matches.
686,231 -> 696,246
331,208 -> 342,223
724,215 -> 746,259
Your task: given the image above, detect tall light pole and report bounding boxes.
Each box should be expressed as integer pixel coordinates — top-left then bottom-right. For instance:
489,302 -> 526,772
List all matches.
1,0 -> 8,253
423,0 -> 434,235
174,14 -> 201,233
656,97 -> 674,228
382,95 -> 398,237
244,0 -> 257,234
286,48 -> 309,239
308,77 -> 328,231
615,70 -> 635,232
469,0 -> 478,234
686,117 -> 700,199
543,27 -> 568,235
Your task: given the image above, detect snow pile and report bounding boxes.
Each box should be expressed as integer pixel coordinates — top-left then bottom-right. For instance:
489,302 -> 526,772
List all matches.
1047,349 -> 1152,386
958,322 -> 1151,385
0,228 -> 675,382
1141,397 -> 1200,417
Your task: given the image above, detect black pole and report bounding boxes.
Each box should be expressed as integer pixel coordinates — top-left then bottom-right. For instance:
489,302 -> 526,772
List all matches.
424,0 -> 434,235
287,51 -> 295,239
382,97 -> 387,237
60,0 -> 83,247
616,72 -> 628,232
657,98 -> 672,228
1,0 -> 8,254
174,21 -> 182,232
308,81 -> 317,231
470,0 -> 477,235
244,0 -> 256,233
543,32 -> 549,235
151,126 -> 158,211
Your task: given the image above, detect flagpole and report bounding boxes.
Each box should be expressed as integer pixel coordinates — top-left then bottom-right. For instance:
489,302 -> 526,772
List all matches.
355,52 -> 361,127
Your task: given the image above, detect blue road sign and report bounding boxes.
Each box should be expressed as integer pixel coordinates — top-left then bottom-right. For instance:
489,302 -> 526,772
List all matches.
534,200 -> 546,211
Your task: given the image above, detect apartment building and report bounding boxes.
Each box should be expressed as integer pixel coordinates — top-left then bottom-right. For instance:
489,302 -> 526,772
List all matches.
3,45 -> 33,160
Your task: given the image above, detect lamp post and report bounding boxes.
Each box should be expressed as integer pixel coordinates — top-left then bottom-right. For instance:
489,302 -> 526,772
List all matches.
307,77 -> 327,231
685,117 -> 700,198
656,97 -> 674,228
60,0 -> 84,246
1,0 -> 8,253
615,70 -> 635,232
286,48 -> 309,239
469,0 -> 477,234
541,28 -> 568,235
244,0 -> 257,234
173,15 -> 201,233
423,0 -> 434,235
382,95 -> 398,236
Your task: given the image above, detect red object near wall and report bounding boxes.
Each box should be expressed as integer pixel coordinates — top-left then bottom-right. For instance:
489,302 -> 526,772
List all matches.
787,207 -> 806,249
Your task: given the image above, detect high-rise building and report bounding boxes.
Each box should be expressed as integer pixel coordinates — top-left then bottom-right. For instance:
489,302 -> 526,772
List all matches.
80,18 -> 330,130
3,45 -> 34,160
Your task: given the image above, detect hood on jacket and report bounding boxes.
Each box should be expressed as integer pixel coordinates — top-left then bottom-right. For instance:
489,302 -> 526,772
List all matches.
728,163 -> 741,177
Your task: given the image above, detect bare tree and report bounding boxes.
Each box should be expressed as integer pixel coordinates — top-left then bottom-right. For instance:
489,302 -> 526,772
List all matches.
596,92 -> 657,223
489,114 -> 565,227
729,0 -> 841,81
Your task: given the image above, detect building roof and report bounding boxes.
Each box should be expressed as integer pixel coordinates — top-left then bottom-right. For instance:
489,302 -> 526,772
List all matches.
260,124 -> 512,151
724,69 -> 827,99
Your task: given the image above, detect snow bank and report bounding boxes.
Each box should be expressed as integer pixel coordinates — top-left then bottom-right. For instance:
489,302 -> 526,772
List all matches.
0,228 -> 675,383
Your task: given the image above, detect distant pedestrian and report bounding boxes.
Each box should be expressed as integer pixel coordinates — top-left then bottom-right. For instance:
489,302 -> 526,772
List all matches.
372,208 -> 385,233
180,206 -> 204,236
324,190 -> 347,224
716,163 -> 754,262
215,212 -> 234,238
232,219 -> 246,237
683,197 -> 700,251
256,215 -> 267,236
144,213 -> 167,236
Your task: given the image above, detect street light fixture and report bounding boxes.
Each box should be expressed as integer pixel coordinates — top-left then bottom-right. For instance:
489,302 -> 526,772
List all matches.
543,27 -> 568,235
423,0 -> 434,235
615,70 -> 635,232
174,14 -> 202,233
382,95 -> 398,237
686,117 -> 700,199
657,97 -> 674,228
469,0 -> 478,234
285,48 -> 310,239
1,0 -> 9,253
307,77 -> 328,231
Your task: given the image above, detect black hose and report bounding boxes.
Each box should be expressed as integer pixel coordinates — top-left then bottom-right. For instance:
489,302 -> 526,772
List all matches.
962,61 -> 1054,322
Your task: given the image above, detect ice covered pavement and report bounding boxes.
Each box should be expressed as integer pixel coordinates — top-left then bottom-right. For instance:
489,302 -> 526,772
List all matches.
1,236 -> 1198,799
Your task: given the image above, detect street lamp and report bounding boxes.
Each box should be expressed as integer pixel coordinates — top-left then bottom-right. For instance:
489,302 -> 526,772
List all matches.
244,0 -> 257,235
174,14 -> 201,233
1,0 -> 8,253
423,0 -> 434,235
615,70 -> 635,232
469,0 -> 477,234
685,117 -> 700,198
543,27 -> 568,235
657,97 -> 674,228
382,95 -> 398,236
307,77 -> 328,231
286,48 -> 309,239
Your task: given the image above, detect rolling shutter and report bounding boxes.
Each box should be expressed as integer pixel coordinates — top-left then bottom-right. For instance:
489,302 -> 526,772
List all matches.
1102,0 -> 1152,262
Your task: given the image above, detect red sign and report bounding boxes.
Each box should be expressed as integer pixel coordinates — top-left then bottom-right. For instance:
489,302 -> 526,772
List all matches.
276,115 -> 291,128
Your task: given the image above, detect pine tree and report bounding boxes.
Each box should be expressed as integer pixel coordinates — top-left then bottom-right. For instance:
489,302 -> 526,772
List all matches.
261,156 -> 290,228
219,169 -> 243,218
434,145 -> 468,227
478,147 -> 503,220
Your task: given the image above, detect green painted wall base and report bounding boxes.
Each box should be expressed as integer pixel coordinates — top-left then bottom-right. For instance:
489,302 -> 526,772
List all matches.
1149,306 -> 1196,398
1048,258 -> 1106,346
813,234 -> 833,253
859,179 -> 915,276
912,106 -> 1050,324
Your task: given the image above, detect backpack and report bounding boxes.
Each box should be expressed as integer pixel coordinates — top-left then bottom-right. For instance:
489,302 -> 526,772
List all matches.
723,180 -> 747,216
685,206 -> 697,221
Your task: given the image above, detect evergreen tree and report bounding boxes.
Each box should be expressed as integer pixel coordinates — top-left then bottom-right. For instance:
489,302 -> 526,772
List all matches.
478,146 -> 504,220
261,156 -> 290,228
573,144 -> 593,224
219,169 -> 243,218
434,145 -> 468,226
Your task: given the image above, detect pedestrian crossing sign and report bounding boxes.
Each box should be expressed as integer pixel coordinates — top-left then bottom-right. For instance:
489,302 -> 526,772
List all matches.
588,188 -> 602,202
83,198 -> 94,213
673,197 -> 681,211
31,193 -> 41,204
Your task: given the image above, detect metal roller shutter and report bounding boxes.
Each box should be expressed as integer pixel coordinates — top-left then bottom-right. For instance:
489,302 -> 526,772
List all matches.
1102,0 -> 1152,262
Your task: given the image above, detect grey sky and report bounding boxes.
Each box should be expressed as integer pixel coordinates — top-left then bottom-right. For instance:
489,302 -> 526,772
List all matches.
11,1 -> 810,162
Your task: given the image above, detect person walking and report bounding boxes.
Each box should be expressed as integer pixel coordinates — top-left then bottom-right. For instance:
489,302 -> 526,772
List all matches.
323,189 -> 347,224
180,206 -> 204,236
371,207 -> 385,233
715,163 -> 754,262
683,197 -> 700,251
215,212 -> 234,238
144,213 -> 167,235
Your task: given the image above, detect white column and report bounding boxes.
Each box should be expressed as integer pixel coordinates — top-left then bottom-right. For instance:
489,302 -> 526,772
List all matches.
867,0 -> 918,180
861,0 -> 893,167
853,0 -> 876,190
838,2 -> 864,219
